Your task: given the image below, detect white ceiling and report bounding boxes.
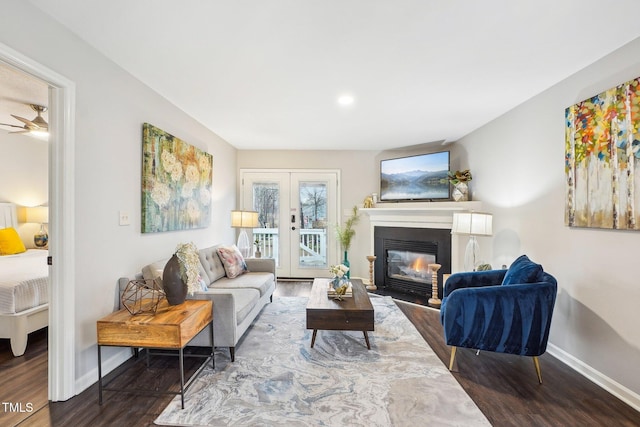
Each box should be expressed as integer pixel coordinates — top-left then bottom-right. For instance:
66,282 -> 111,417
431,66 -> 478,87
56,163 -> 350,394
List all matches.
0,63 -> 48,135
25,0 -> 640,150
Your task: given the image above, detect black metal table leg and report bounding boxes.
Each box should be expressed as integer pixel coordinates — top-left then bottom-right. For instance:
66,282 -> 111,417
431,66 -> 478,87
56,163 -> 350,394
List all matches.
210,322 -> 215,369
98,344 -> 103,404
179,348 -> 185,409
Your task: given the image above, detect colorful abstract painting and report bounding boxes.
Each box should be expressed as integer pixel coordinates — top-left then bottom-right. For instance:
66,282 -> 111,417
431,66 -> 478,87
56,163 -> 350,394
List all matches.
565,77 -> 640,230
142,123 -> 213,233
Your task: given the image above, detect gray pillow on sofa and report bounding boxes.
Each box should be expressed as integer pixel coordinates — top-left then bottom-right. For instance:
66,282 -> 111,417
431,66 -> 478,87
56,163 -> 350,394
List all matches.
141,258 -> 169,286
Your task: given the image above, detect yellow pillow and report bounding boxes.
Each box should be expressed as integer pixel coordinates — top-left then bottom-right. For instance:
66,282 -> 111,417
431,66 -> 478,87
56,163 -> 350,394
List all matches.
0,227 -> 27,255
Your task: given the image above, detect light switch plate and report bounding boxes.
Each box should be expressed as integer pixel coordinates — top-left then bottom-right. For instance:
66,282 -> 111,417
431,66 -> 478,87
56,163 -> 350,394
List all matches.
119,211 -> 130,226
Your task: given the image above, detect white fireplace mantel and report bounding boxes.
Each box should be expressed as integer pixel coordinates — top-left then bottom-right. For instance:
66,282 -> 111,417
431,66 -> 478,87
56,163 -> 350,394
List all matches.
362,201 -> 483,273
361,201 -> 482,228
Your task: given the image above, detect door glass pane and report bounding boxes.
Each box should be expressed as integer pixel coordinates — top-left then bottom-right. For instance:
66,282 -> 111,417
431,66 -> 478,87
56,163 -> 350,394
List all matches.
252,183 -> 279,265
298,181 -> 327,269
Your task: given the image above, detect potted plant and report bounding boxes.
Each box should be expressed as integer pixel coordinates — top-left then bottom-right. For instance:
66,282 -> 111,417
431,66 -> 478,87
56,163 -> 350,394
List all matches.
443,169 -> 472,201
253,238 -> 262,258
335,205 -> 359,278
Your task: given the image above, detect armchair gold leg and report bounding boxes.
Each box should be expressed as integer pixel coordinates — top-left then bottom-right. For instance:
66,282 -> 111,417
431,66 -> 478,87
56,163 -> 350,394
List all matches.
533,356 -> 542,384
449,346 -> 457,370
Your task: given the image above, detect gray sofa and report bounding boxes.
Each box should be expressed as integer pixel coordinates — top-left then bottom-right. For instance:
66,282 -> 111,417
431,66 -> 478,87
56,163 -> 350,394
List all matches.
119,244 -> 276,362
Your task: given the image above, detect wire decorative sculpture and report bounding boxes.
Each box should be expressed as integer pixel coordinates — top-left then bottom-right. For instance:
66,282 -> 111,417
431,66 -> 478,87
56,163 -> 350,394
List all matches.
121,279 -> 165,315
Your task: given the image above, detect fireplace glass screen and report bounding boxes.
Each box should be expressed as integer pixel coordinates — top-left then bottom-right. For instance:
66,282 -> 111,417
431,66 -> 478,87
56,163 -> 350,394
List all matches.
386,250 -> 435,284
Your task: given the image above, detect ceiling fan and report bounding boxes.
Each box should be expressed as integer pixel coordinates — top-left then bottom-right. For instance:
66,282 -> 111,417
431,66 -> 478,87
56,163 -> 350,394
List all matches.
0,104 -> 48,135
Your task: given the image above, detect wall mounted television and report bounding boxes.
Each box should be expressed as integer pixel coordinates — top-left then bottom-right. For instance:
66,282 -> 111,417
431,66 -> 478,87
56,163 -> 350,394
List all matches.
380,151 -> 450,202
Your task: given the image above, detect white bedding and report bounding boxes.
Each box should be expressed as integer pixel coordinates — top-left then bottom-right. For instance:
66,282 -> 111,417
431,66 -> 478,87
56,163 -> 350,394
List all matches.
0,249 -> 49,314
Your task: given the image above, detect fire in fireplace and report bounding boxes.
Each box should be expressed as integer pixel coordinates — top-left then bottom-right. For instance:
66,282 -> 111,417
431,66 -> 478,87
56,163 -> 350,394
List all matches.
387,250 -> 435,285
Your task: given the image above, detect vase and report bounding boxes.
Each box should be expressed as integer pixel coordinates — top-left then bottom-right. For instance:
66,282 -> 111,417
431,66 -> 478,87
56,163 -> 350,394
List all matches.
331,275 -> 347,290
162,254 -> 188,305
34,224 -> 48,248
343,251 -> 350,279
452,182 -> 469,202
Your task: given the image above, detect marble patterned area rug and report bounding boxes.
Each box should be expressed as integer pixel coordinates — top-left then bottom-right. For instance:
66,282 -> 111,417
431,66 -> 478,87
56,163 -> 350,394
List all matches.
155,296 -> 490,426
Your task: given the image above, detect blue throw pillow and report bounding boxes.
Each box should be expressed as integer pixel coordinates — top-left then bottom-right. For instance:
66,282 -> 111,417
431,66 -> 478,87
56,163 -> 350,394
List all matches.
502,255 -> 544,285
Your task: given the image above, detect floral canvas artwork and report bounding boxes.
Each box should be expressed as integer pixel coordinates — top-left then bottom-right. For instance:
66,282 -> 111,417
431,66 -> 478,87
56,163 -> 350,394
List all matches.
142,123 -> 213,233
565,77 -> 640,230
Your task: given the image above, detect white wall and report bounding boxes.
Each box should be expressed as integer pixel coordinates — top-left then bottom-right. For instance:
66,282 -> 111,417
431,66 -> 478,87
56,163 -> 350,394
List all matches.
1,1 -> 237,393
458,37 -> 640,403
237,150 -> 379,278
237,146 -> 468,279
0,130 -> 48,247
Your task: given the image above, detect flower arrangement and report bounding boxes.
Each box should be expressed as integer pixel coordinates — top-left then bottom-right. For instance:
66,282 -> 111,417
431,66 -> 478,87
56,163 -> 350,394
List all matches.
443,169 -> 472,201
330,264 -> 349,282
335,205 -> 360,251
175,242 -> 201,294
443,169 -> 472,185
329,264 -> 351,300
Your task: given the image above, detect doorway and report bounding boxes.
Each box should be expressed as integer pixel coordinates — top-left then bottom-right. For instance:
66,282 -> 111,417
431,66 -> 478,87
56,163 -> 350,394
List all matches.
241,170 -> 339,278
0,62 -> 49,420
0,41 -> 76,401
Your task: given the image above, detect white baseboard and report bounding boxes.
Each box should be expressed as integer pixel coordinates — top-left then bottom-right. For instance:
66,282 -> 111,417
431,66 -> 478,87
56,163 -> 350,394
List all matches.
75,348 -> 132,395
546,343 -> 640,412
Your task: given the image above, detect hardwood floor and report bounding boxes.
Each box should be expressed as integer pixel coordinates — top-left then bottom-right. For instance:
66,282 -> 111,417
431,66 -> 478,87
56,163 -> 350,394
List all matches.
1,281 -> 638,426
0,328 -> 48,427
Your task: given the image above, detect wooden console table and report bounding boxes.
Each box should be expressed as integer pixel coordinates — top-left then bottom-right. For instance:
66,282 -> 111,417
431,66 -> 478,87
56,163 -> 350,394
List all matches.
96,299 -> 213,409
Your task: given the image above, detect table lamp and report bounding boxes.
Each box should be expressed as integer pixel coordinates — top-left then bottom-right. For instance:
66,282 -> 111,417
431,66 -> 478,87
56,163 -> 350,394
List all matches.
231,210 -> 259,257
26,206 -> 49,248
451,211 -> 492,271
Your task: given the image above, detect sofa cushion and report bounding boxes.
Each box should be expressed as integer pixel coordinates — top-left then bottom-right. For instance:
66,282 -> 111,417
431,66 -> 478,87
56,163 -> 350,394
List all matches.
211,272 -> 275,297
141,258 -> 169,285
502,255 -> 544,286
199,245 -> 226,283
234,288 -> 261,325
216,245 -> 247,279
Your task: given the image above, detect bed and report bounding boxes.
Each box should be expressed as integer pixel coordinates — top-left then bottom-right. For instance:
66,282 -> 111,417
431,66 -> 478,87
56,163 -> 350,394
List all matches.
0,202 -> 49,357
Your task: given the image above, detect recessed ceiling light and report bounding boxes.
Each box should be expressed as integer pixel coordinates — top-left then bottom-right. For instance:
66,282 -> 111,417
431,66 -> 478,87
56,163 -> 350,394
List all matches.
337,95 -> 355,106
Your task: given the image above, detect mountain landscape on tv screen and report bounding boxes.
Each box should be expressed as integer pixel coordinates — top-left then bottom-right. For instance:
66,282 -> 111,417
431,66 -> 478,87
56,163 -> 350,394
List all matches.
380,169 -> 449,200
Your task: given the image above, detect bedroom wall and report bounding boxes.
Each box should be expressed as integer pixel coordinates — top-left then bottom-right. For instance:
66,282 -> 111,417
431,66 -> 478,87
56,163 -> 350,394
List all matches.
1,1 -> 237,393
0,131 -> 48,248
457,37 -> 640,405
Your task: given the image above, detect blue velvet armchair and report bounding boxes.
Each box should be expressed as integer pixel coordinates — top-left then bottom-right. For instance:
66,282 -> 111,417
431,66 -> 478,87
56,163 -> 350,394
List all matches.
440,255 -> 557,383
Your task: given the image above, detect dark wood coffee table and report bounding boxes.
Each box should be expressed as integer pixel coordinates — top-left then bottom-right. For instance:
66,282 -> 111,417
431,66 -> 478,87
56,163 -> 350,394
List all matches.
306,278 -> 374,349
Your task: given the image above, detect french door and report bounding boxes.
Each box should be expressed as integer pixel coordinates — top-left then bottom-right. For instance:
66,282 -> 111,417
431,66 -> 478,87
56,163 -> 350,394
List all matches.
241,170 -> 339,278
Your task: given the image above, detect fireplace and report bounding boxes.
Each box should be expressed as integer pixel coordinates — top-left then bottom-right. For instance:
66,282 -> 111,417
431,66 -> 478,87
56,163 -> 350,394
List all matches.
374,226 -> 451,302
387,249 -> 435,286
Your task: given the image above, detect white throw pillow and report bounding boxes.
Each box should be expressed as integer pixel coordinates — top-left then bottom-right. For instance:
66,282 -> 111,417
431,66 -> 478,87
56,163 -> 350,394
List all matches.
141,258 -> 169,287
216,245 -> 248,279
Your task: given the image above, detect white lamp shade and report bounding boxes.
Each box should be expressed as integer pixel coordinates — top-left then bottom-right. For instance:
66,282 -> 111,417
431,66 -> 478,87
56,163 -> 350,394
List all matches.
26,206 -> 49,224
451,212 -> 492,236
231,210 -> 259,228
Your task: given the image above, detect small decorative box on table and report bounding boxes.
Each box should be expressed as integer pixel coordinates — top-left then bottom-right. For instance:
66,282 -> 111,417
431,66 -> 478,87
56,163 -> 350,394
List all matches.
327,280 -> 353,299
